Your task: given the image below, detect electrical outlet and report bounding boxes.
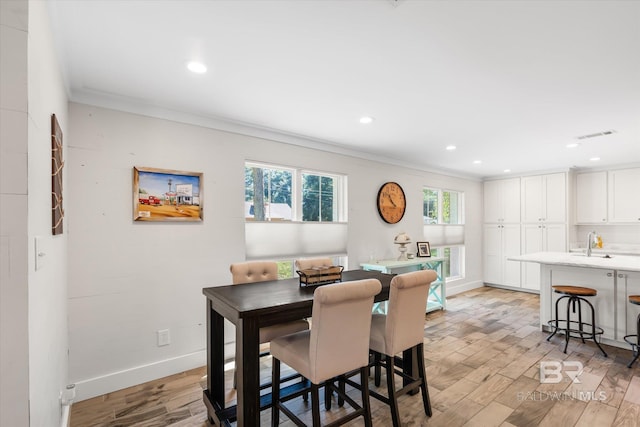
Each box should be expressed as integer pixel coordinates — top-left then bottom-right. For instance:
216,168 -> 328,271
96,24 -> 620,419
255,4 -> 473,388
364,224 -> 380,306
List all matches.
157,329 -> 170,346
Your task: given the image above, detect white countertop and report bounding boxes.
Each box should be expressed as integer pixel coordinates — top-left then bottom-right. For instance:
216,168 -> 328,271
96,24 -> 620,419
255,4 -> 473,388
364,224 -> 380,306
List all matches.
509,252 -> 640,272
569,244 -> 640,256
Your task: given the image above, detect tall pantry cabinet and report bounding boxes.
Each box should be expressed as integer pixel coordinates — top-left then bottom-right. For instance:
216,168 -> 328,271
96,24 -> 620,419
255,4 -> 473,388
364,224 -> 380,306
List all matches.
483,178 -> 522,288
520,173 -> 567,290
483,173 -> 568,292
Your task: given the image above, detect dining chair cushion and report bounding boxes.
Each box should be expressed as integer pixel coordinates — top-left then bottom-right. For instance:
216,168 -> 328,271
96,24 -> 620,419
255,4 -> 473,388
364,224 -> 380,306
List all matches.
270,278 -> 382,385
294,257 -> 334,271
259,320 -> 310,343
230,261 -> 308,344
370,269 -> 437,356
230,261 -> 278,285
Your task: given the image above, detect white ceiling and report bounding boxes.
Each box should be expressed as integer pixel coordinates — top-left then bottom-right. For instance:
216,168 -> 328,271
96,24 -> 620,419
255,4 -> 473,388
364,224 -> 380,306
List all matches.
47,0 -> 640,179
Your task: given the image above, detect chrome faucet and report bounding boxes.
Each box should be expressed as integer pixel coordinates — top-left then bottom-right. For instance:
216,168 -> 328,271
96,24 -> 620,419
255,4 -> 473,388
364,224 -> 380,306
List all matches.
586,231 -> 597,257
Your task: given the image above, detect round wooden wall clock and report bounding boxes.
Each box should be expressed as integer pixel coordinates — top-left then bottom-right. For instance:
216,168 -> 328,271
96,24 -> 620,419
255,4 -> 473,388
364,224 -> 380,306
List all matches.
376,182 -> 406,224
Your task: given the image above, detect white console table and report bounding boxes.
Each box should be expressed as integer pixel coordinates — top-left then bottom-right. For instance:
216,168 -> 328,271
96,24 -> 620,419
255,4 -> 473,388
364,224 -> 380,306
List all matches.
360,257 -> 446,313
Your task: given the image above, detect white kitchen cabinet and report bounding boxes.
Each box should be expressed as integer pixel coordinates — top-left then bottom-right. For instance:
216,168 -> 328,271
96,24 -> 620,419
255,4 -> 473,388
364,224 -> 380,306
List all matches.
544,266 -> 617,341
608,168 -> 640,223
576,171 -> 608,224
484,178 -> 520,223
521,223 -> 566,291
521,173 -> 566,223
484,224 -> 521,288
617,271 -> 640,339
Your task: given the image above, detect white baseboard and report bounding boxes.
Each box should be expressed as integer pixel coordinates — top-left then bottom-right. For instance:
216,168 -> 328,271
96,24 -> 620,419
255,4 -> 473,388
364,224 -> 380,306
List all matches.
484,283 -> 540,295
446,279 -> 484,296
72,280 -> 485,402
72,350 -> 206,402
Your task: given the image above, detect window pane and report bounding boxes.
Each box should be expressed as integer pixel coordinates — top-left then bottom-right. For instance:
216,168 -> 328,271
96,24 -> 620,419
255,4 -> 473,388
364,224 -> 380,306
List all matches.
277,260 -> 294,279
443,190 -> 461,224
302,173 -> 335,222
431,246 -> 463,280
423,188 -> 438,224
448,246 -> 463,278
245,166 -> 292,221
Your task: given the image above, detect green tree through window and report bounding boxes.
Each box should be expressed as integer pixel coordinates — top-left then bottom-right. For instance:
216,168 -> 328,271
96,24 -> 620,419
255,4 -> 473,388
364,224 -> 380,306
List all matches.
302,174 -> 335,221
245,166 -> 292,220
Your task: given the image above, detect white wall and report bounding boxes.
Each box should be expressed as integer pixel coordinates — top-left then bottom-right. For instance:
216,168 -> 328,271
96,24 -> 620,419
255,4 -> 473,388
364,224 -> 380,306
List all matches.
1,1 -> 69,426
0,1 -> 30,425
67,102 -> 483,400
27,1 -> 70,426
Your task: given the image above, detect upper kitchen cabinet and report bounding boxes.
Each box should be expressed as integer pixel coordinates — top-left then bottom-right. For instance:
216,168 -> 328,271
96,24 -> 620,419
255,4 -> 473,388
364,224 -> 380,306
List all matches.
484,178 -> 520,223
576,171 -> 608,224
521,173 -> 566,223
608,168 -> 640,223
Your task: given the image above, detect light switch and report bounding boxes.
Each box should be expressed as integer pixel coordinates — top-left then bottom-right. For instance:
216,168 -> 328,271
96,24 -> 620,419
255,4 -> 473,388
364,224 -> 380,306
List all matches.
35,236 -> 46,271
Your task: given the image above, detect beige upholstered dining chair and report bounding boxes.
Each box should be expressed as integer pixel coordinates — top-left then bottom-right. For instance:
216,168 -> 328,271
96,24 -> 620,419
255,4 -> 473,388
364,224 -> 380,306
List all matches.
337,270 -> 436,425
294,257 -> 334,271
270,278 -> 382,427
367,269 -> 436,426
229,261 -> 309,388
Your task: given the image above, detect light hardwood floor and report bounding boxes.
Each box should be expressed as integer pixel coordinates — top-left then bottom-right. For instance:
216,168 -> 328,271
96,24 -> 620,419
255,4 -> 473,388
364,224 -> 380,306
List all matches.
70,286 -> 640,426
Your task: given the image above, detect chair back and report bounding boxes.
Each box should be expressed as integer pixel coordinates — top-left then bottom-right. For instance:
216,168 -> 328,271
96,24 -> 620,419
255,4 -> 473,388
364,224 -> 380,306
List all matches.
308,279 -> 381,383
385,270 -> 437,355
230,261 -> 278,284
295,257 -> 334,271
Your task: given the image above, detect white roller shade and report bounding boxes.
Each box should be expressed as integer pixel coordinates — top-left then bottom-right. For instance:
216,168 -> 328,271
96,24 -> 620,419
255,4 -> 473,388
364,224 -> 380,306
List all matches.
423,225 -> 465,246
246,222 -> 348,259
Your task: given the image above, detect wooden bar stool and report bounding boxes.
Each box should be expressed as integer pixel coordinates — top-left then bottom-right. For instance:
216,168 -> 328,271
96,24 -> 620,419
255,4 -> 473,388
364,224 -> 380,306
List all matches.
623,295 -> 640,368
547,285 -> 607,357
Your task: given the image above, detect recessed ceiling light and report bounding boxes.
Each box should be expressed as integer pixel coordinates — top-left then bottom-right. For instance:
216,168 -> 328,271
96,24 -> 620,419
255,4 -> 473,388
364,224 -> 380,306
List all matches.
503,169 -> 511,173
566,143 -> 579,148
187,61 -> 207,74
590,157 -> 601,162
359,116 -> 374,124
473,160 -> 482,164
446,145 -> 456,151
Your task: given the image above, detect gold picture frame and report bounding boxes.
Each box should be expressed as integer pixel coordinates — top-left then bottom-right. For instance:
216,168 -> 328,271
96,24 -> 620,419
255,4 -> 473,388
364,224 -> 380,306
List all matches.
133,166 -> 203,222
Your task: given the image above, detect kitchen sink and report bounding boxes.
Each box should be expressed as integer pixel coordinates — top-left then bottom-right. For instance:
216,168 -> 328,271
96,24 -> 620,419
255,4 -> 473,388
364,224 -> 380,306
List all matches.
571,253 -> 613,258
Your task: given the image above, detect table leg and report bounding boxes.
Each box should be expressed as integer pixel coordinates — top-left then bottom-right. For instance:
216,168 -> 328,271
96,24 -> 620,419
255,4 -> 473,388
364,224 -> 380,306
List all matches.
204,300 -> 225,426
236,317 -> 261,426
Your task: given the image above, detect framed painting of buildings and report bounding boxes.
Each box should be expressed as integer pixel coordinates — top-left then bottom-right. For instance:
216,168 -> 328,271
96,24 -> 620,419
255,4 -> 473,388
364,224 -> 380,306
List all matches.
133,166 -> 203,222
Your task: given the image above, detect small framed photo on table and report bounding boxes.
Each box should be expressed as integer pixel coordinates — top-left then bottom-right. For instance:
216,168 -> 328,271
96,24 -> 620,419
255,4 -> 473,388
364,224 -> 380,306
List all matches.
417,242 -> 431,257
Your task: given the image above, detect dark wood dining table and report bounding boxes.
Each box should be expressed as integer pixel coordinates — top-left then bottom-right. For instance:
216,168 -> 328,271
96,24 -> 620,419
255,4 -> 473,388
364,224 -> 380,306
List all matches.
202,269 -> 395,427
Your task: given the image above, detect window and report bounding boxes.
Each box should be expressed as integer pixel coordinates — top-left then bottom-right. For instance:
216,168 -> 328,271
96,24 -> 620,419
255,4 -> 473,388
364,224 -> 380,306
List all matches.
423,188 -> 463,224
244,162 -> 348,260
245,163 -> 345,222
423,187 -> 465,281
430,246 -> 464,281
302,173 -> 337,222
245,165 -> 293,221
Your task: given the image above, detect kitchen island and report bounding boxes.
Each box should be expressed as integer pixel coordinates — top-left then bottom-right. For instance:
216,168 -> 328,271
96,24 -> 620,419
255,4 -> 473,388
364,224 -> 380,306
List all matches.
509,252 -> 640,350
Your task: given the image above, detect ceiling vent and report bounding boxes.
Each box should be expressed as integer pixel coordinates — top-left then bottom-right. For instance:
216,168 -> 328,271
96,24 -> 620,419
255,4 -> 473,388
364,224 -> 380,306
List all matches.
576,130 -> 616,140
